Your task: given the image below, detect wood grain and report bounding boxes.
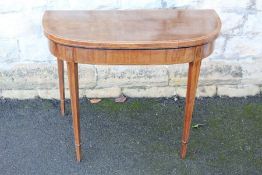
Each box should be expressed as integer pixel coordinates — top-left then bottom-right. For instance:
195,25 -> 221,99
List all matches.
43,10 -> 221,49
67,62 -> 81,162
57,58 -> 65,116
180,46 -> 202,159
49,40 -> 214,65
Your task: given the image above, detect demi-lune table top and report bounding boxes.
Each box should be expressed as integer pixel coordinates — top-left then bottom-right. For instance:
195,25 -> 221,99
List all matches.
43,9 -> 221,49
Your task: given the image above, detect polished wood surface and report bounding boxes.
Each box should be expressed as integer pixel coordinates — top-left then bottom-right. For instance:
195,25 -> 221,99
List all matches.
43,9 -> 221,162
181,47 -> 202,159
43,9 -> 221,49
57,59 -> 65,116
67,62 -> 81,162
49,40 -> 214,65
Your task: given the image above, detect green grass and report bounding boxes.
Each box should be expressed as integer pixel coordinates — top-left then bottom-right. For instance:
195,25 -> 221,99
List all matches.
90,97 -> 262,174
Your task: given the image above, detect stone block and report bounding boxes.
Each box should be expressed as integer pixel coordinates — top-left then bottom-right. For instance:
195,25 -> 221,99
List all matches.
0,8 -> 45,38
257,0 -> 262,10
209,36 -> 226,59
0,39 -> 20,63
96,65 -> 168,88
235,59 -> 262,85
78,64 -> 97,88
68,0 -> 119,10
0,64 -> 56,90
168,61 -> 243,87
197,86 -> 217,97
198,0 -> 250,10
82,87 -> 121,98
0,63 -> 96,90
123,86 -> 176,98
219,12 -> 244,35
38,89 -> 64,99
175,85 -> 217,97
0,0 -> 46,13
217,85 -> 260,97
1,87 -> 121,99
175,86 -> 187,97
167,64 -> 188,86
0,12 -> 29,38
165,0 -> 198,8
243,12 -> 262,35
0,0 -> 23,13
38,87 -> 121,99
120,0 -> 161,9
210,61 -> 241,79
19,36 -> 53,62
1,90 -> 38,99
200,61 -> 243,79
46,0 -> 70,10
224,35 -> 262,59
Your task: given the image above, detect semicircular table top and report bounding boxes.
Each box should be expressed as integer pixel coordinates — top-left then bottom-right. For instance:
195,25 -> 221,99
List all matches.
43,9 -> 221,49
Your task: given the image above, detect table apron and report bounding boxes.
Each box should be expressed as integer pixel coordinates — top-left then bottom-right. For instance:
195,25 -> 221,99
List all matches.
49,40 -> 214,65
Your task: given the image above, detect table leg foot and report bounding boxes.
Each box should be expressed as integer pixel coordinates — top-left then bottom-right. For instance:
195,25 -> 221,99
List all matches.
75,145 -> 81,162
180,142 -> 188,159
60,100 -> 65,116
180,56 -> 202,159
57,58 -> 65,116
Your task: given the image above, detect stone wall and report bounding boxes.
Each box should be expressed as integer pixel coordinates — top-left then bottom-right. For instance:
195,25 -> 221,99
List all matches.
0,0 -> 262,99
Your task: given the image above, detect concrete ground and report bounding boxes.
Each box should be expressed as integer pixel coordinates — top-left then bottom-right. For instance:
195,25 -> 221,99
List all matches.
0,96 -> 261,175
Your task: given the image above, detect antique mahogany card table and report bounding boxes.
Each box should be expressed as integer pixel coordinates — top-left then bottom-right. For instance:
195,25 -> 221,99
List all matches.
43,9 -> 221,162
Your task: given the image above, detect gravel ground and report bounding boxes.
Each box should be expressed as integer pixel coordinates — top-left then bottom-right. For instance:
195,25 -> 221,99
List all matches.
0,96 -> 261,175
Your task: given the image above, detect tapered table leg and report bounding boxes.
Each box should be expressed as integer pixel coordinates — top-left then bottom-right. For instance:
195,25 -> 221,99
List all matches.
57,59 -> 65,116
180,57 -> 202,159
67,61 -> 81,162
